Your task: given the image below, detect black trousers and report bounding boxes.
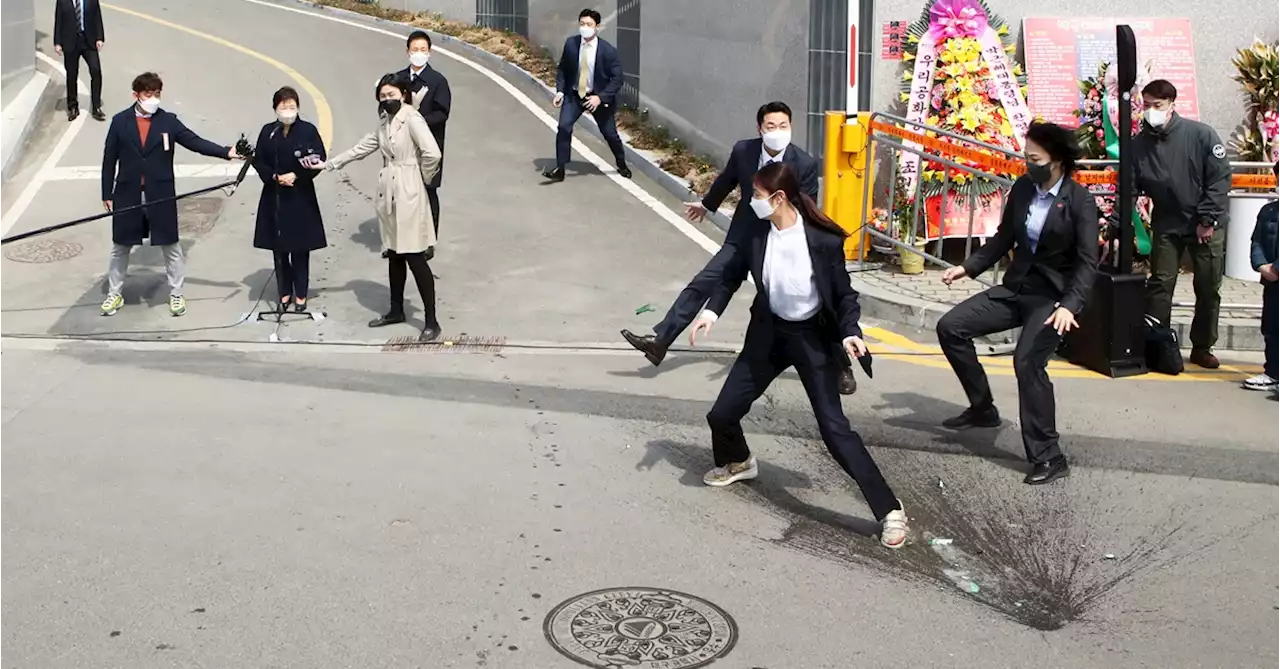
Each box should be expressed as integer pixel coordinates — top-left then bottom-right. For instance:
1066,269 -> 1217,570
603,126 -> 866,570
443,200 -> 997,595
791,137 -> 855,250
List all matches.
273,250 -> 310,300
64,34 -> 102,109
706,317 -> 899,521
427,186 -> 441,237
388,251 -> 437,325
655,244 -> 853,373
1263,281 -> 1277,379
936,289 -> 1063,464
555,94 -> 626,168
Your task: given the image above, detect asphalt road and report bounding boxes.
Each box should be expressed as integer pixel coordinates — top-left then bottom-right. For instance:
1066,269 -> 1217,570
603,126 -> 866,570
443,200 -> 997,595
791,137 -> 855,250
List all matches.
2,1 -> 1277,667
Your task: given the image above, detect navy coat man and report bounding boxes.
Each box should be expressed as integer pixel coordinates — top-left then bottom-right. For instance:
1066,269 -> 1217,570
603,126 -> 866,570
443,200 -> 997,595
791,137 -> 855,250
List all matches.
102,107 -> 232,247
704,138 -> 820,245
544,21 -> 630,179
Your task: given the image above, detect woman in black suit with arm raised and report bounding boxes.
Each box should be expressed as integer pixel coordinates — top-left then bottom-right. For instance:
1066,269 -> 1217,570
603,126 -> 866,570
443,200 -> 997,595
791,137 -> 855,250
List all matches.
252,86 -> 328,312
688,161 -> 910,550
935,121 -> 1099,485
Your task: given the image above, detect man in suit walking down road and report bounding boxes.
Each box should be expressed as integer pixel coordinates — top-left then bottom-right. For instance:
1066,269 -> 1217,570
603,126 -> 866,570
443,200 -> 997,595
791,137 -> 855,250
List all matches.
398,30 -> 452,237
542,8 -> 630,182
53,0 -> 106,121
621,102 -> 859,395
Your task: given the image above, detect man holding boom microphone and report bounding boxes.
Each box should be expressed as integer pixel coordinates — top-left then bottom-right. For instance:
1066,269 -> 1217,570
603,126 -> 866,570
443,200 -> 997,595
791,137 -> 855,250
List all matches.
100,72 -> 245,317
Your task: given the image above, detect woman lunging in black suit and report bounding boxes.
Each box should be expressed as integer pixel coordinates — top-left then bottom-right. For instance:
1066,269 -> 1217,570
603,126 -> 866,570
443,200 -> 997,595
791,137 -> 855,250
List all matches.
688,161 -> 909,550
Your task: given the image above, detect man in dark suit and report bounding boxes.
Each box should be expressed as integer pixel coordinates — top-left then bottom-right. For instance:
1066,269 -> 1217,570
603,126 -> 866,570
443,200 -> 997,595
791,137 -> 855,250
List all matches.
398,30 -> 451,236
542,8 -> 630,182
53,0 -> 106,121
100,72 -> 242,318
935,122 -> 1099,485
620,101 -> 858,394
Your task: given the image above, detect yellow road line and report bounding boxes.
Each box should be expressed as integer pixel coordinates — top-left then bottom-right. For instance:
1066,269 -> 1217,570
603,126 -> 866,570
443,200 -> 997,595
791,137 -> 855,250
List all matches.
103,3 -> 333,149
861,326 -> 1262,383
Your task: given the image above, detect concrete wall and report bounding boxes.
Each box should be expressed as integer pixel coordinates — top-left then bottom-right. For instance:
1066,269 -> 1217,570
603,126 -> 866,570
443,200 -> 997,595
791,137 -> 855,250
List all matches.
2,0 -> 37,107
429,0 -> 1279,163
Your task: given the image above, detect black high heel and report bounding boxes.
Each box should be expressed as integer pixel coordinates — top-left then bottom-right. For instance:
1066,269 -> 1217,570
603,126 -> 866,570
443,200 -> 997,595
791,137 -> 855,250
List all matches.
277,297 -> 293,313
294,299 -> 308,313
419,322 -> 442,342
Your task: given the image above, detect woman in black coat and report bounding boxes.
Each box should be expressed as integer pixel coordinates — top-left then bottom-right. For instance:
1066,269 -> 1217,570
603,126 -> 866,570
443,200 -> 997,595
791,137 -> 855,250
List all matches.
253,86 -> 327,312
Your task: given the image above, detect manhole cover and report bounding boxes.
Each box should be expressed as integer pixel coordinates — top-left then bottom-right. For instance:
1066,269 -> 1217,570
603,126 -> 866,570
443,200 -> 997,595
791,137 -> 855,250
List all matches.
543,587 -> 737,668
177,196 -> 223,237
3,238 -> 84,263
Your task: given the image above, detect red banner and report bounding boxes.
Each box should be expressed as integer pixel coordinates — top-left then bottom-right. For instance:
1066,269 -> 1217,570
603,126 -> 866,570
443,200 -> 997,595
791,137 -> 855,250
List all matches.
1022,17 -> 1200,127
925,195 -> 1002,241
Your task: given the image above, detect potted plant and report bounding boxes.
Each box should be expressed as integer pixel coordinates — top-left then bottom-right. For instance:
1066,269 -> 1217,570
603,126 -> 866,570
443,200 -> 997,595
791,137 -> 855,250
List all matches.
895,196 -> 927,275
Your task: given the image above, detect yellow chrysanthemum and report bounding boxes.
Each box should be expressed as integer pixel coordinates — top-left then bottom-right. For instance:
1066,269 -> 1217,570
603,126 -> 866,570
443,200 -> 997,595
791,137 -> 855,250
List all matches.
957,107 -> 982,131
943,63 -> 966,77
900,92 -> 910,103
997,24 -> 1009,36
1012,64 -> 1024,76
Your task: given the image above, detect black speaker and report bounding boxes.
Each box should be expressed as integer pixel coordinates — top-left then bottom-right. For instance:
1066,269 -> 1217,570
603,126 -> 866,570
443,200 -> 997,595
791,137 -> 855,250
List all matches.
1063,272 -> 1148,378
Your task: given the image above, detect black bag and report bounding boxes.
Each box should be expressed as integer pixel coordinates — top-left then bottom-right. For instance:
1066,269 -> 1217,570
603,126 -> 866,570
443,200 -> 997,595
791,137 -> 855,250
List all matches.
1144,315 -> 1184,376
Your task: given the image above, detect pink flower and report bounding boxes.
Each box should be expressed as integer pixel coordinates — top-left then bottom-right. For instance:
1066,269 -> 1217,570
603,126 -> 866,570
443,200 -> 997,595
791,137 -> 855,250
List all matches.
1096,129 -> 1105,139
1262,111 -> 1280,140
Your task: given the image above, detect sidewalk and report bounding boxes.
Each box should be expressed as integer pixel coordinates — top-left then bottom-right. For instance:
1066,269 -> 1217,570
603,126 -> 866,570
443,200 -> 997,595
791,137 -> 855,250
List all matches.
851,263 -> 1266,351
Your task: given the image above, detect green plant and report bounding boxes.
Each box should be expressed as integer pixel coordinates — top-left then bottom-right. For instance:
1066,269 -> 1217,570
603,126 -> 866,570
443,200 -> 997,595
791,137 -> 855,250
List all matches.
1230,39 -> 1279,162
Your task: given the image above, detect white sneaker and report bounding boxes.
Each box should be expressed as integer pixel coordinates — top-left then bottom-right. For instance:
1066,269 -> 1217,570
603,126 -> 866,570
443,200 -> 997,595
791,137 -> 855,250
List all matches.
1242,374 -> 1278,392
880,506 -> 909,549
703,456 -> 758,487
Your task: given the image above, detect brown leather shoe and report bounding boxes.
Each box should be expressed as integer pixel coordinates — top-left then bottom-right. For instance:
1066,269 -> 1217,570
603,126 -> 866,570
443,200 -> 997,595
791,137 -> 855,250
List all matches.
621,329 -> 667,366
1189,348 -> 1220,369
838,366 -> 857,395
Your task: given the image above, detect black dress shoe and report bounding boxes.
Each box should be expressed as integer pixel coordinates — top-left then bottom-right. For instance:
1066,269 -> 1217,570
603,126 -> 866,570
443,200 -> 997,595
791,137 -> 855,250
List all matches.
419,322 -> 442,342
542,166 -> 565,182
294,300 -> 308,313
368,312 -> 406,328
277,298 -> 292,313
617,165 -> 632,179
67,106 -> 80,122
1023,457 -> 1070,485
621,329 -> 667,366
91,107 -> 106,121
838,366 -> 857,395
941,407 -> 1001,429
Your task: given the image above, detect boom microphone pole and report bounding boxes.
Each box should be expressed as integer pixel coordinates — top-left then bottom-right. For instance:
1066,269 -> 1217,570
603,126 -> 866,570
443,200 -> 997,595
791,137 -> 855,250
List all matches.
2,136 -> 256,247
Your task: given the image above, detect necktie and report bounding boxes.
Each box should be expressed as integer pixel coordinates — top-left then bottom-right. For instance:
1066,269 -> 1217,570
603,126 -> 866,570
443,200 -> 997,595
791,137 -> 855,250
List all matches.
74,0 -> 84,31
577,44 -> 590,98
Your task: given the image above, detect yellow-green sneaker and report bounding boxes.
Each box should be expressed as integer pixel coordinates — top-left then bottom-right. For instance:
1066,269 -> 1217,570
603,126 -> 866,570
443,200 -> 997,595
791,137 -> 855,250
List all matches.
169,294 -> 187,317
100,293 -> 123,316
702,455 -> 758,487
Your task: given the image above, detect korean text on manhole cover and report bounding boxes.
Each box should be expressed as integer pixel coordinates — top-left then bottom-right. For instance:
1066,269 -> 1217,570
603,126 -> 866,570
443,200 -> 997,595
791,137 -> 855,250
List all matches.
543,587 -> 737,668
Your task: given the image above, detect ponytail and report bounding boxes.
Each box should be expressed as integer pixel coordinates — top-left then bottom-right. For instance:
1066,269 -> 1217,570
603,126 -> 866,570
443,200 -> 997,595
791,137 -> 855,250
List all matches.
792,193 -> 848,238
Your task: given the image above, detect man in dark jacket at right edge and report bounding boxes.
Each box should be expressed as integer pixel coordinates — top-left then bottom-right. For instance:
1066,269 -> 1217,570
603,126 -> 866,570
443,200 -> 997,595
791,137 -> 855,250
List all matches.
1133,79 -> 1233,369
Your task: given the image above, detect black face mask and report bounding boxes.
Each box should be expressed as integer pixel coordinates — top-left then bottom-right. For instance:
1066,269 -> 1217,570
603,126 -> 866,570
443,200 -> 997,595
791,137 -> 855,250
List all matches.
1026,161 -> 1054,186
379,99 -> 402,118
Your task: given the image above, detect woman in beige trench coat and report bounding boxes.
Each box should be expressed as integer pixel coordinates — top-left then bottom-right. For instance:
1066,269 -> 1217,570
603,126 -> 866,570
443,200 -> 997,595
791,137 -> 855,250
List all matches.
319,72 -> 444,341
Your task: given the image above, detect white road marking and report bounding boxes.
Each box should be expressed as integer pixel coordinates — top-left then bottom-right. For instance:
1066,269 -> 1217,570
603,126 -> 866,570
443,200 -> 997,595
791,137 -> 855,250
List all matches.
236,0 -> 721,256
1,52 -> 90,236
46,163 -> 247,180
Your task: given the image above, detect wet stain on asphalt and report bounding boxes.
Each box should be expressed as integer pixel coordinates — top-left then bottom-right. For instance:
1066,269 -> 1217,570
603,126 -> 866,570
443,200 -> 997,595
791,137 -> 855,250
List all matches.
642,438 -> 1240,631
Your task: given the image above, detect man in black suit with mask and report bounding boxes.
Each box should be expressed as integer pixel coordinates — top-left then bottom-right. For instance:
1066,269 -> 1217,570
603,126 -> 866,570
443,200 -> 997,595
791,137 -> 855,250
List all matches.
542,8 -> 630,182
398,30 -> 452,236
621,101 -> 859,394
53,0 -> 106,122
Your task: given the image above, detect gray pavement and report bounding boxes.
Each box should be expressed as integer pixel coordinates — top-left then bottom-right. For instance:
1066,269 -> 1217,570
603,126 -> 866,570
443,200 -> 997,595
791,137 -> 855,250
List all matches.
3,1 -> 1278,667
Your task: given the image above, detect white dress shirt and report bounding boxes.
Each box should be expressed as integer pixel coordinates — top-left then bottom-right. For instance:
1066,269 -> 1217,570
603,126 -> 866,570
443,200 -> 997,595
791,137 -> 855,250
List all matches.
580,38 -> 598,94
758,144 -> 785,169
762,216 -> 821,321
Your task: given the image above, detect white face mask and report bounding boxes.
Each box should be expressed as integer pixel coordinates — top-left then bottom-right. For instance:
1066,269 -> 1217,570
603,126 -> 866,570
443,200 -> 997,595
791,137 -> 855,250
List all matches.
137,97 -> 160,114
762,129 -> 791,152
276,109 -> 297,125
750,195 -> 778,219
579,25 -> 597,40
1144,108 -> 1168,127
408,51 -> 429,68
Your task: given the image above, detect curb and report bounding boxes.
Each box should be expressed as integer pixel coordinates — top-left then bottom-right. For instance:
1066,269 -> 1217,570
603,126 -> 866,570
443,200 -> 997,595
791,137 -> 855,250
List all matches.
1,68 -> 54,182
282,0 -> 733,235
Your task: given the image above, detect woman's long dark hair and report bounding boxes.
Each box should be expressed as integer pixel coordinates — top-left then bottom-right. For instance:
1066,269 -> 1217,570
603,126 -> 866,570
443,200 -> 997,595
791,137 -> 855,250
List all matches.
753,162 -> 848,237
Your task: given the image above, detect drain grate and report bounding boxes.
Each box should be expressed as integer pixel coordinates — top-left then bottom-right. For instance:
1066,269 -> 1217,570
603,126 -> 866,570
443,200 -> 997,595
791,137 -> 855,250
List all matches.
381,334 -> 507,353
4,239 -> 84,263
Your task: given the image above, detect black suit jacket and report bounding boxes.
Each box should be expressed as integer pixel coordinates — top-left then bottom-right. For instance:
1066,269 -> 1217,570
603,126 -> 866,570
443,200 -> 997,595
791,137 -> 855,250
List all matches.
398,65 -> 451,187
53,0 -> 104,50
555,36 -> 623,104
102,108 -> 230,246
702,139 -> 820,244
961,175 -> 1100,314
706,220 -> 863,358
